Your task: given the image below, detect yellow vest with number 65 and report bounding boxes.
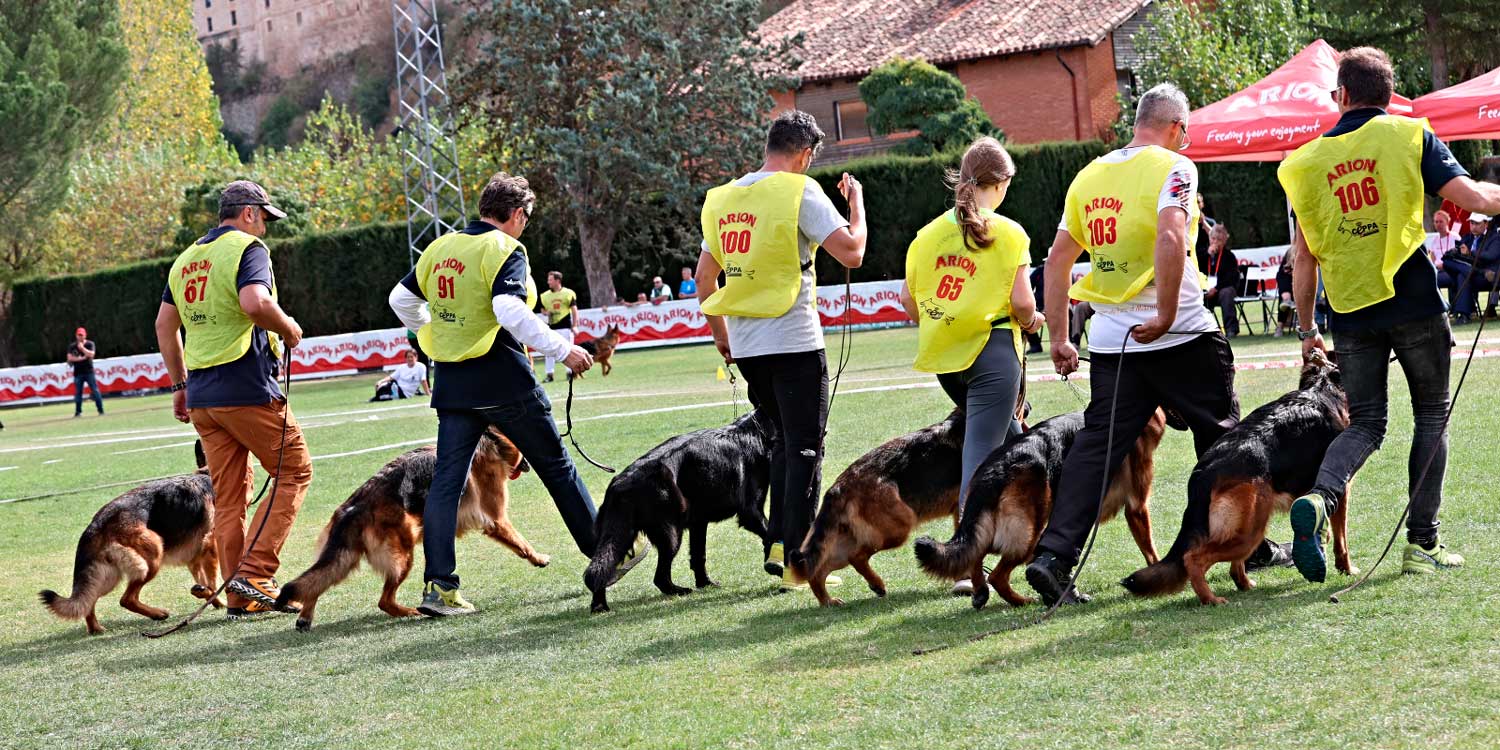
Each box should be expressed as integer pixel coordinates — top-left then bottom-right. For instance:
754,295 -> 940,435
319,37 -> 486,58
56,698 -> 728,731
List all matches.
1278,115 -> 1428,313
699,171 -> 812,318
1066,146 -> 1201,304
167,229 -> 281,370
905,209 -> 1029,373
416,229 -> 538,362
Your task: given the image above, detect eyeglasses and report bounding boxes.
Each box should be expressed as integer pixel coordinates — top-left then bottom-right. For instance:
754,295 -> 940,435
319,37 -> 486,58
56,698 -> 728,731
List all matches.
1172,119 -> 1192,149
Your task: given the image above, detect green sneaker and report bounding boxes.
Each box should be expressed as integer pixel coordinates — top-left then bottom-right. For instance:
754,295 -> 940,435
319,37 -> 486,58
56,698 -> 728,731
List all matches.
764,542 -> 785,577
417,582 -> 475,617
1402,539 -> 1465,574
1289,494 -> 1329,583
608,535 -> 651,586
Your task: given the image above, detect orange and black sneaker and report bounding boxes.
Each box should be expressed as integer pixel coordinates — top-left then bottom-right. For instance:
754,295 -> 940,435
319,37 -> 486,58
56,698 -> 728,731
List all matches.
228,577 -> 301,613
226,600 -> 276,621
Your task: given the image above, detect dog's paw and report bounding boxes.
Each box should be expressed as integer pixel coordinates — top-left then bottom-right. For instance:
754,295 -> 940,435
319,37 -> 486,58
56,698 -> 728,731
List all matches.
659,584 -> 693,597
820,597 -> 845,607
1005,595 -> 1035,607
1201,596 -> 1228,606
529,554 -> 551,568
971,591 -> 989,610
295,619 -> 312,633
695,578 -> 718,589
590,601 -> 611,614
868,583 -> 887,598
149,610 -> 171,621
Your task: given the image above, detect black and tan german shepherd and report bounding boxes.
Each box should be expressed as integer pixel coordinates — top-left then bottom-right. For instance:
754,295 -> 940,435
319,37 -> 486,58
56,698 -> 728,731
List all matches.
914,410 -> 1167,609
570,325 -> 620,380
277,429 -> 544,630
39,443 -> 222,635
1122,350 -> 1351,605
584,410 -> 774,613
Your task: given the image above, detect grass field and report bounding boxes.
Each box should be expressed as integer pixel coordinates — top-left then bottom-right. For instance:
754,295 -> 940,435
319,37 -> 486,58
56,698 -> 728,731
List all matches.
2,325 -> 1499,749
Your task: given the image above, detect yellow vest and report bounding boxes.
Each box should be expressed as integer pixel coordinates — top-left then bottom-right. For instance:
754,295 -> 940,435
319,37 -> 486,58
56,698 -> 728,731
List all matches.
905,209 -> 1030,373
539,287 -> 577,325
167,229 -> 281,370
699,171 -> 812,318
416,228 -> 537,362
1278,115 -> 1428,313
1065,146 -> 1201,304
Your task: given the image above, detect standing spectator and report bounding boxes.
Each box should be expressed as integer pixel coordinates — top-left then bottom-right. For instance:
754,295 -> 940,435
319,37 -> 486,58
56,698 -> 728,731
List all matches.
538,271 -> 579,383
648,276 -> 673,304
67,327 -> 104,417
1204,224 -> 1242,337
1274,251 -> 1296,336
677,266 -> 697,298
371,350 -> 430,401
1193,193 -> 1216,276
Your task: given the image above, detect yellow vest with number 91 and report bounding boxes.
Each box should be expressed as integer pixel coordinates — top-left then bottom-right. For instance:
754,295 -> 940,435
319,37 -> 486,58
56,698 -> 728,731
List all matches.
416,229 -> 537,362
699,171 -> 812,318
905,209 -> 1029,373
167,229 -> 282,370
1278,115 -> 1428,313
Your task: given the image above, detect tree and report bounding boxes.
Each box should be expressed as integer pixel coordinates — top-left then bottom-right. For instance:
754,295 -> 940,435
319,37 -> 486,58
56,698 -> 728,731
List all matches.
0,0 -> 128,281
1315,0 -> 1500,95
857,57 -> 1002,155
452,0 -> 799,306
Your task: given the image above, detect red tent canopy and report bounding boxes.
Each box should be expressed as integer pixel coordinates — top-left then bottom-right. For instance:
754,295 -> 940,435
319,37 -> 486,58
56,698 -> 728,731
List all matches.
1183,40 -> 1413,162
1411,66 -> 1500,141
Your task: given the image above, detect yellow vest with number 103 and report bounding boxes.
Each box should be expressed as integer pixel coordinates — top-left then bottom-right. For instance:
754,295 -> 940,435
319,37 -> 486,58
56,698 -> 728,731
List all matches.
1066,145 -> 1201,304
1278,115 -> 1428,313
167,229 -> 282,370
905,209 -> 1030,373
699,171 -> 812,318
416,228 -> 538,362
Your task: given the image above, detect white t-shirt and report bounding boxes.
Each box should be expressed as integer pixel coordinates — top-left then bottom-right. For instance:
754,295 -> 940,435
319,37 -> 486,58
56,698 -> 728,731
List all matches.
392,362 -> 427,395
1058,146 -> 1218,353
701,172 -> 849,359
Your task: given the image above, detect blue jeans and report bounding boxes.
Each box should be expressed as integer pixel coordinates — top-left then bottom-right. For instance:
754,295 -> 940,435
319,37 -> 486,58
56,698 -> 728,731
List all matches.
424,386 -> 597,588
74,371 -> 102,414
1314,314 -> 1451,544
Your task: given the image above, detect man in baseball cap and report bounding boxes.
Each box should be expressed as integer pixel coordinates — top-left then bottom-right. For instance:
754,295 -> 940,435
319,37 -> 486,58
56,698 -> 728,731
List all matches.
219,180 -> 287,221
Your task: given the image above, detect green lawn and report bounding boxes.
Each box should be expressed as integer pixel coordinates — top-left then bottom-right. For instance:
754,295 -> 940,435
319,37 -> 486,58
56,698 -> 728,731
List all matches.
2,326 -> 1498,749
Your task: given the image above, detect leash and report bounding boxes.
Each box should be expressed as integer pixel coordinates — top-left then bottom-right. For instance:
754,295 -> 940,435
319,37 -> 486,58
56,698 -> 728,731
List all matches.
728,364 -> 742,420
561,376 -> 616,474
1330,260 -> 1500,603
825,268 -> 856,418
144,348 -> 294,638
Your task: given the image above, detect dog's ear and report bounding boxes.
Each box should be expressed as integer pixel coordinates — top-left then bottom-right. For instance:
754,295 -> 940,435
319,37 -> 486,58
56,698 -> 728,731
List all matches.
194,440 -> 207,470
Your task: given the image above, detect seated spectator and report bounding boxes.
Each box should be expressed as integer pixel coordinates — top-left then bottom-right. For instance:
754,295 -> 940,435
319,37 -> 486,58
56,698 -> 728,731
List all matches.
1026,264 -> 1045,353
1445,213 -> 1500,322
1274,251 -> 1295,336
1429,209 -> 1462,315
1204,224 -> 1242,337
678,266 -> 697,298
648,276 -> 673,304
371,350 -> 430,402
1069,300 -> 1093,346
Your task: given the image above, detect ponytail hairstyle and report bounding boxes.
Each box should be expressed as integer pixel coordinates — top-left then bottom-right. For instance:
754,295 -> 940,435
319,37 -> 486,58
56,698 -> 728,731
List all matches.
945,137 -> 1016,251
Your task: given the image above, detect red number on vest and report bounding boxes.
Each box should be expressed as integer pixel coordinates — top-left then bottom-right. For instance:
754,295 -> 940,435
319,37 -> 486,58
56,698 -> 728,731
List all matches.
720,229 -> 752,254
436,275 -> 455,299
1334,177 -> 1381,214
183,275 -> 208,304
935,274 -> 965,300
1088,217 -> 1117,246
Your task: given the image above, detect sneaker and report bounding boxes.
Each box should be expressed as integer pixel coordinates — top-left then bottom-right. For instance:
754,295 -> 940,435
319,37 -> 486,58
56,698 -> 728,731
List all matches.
544,374 -> 555,383
228,577 -> 300,613
764,542 -> 785,577
608,535 -> 651,586
1245,540 -> 1295,572
778,562 -> 841,593
1023,552 -> 1091,607
1401,539 -> 1465,574
951,567 -> 992,596
417,581 -> 476,617
1289,494 -> 1329,582
226,600 -> 277,621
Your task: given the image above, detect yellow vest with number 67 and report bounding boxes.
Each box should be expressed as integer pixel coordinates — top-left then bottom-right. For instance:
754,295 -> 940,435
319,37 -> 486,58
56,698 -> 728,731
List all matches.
1278,115 -> 1428,313
699,171 -> 812,318
167,229 -> 281,370
1066,146 -> 1201,304
905,209 -> 1029,373
416,229 -> 538,362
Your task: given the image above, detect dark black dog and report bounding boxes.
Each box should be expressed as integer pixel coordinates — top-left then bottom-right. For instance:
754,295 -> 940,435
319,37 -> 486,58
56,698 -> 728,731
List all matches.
583,410 -> 775,612
1122,349 -> 1350,604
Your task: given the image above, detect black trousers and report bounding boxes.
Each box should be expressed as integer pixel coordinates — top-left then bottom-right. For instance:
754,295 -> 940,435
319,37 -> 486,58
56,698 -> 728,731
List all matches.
736,349 -> 828,568
1036,333 -> 1240,567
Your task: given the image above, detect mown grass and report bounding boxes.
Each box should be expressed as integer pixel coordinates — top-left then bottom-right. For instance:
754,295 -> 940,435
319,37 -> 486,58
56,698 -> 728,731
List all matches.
2,326 -> 1498,749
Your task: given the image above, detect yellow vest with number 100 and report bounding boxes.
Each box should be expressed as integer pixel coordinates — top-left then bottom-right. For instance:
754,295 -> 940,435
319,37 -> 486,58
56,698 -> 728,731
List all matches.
1066,146 -> 1201,304
1278,115 -> 1428,313
167,229 -> 282,370
699,171 -> 812,318
416,229 -> 538,362
905,209 -> 1030,373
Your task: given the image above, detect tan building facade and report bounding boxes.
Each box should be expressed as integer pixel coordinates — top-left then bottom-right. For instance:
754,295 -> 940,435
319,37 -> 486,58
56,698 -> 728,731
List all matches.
192,0 -> 388,79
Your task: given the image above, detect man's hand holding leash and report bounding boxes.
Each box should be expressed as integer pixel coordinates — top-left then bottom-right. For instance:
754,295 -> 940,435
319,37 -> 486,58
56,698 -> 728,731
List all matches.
1051,339 -> 1080,377
564,345 -> 594,375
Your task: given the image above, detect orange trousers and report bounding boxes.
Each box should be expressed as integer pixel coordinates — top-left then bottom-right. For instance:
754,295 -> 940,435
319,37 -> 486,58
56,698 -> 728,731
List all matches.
190,401 -> 313,608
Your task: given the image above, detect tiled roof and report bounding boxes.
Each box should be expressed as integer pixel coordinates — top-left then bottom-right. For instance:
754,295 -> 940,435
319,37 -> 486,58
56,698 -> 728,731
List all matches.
759,0 -> 1152,82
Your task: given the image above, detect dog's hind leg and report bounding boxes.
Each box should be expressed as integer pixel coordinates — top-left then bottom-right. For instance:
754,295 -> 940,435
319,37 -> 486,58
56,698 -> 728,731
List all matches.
483,517 -> 551,568
1331,488 -> 1354,576
377,549 -> 418,619
969,559 -> 990,610
1124,495 -> 1159,565
689,522 -> 715,589
1183,548 -> 1227,605
115,536 -> 170,621
850,553 -> 885,599
1230,558 -> 1255,591
991,554 -> 1034,607
649,526 -> 691,596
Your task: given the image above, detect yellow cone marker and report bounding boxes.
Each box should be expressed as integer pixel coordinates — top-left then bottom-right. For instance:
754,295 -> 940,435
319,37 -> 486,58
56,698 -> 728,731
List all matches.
716,365 -> 727,382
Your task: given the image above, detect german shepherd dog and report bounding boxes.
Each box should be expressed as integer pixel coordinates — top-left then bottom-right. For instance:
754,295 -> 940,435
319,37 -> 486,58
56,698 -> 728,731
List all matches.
277,429 -> 544,631
40,443 -> 222,635
1122,350 -> 1350,605
914,409 -> 1167,609
584,410 -> 774,613
570,325 -> 620,380
800,409 -> 966,606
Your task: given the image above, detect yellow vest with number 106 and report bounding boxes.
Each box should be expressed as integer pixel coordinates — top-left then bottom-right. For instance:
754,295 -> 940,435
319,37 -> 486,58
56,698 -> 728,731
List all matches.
1278,115 -> 1428,313
905,209 -> 1030,373
1066,146 -> 1201,305
416,229 -> 538,362
699,171 -> 812,318
167,229 -> 282,370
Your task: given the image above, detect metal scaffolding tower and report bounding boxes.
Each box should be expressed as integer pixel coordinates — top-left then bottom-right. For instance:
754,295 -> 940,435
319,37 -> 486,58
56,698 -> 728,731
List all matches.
391,0 -> 465,267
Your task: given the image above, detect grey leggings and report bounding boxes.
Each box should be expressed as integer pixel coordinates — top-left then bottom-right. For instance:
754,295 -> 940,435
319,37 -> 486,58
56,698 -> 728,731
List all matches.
937,333 -> 1025,512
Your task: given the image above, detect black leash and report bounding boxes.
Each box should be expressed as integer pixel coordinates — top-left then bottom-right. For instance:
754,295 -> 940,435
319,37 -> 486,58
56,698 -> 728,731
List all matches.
144,349 -> 294,638
561,375 -> 616,474
825,268 -> 855,418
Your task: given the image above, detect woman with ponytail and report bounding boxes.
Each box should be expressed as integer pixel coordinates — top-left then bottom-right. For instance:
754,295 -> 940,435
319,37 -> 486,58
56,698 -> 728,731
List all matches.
900,136 -> 1041,596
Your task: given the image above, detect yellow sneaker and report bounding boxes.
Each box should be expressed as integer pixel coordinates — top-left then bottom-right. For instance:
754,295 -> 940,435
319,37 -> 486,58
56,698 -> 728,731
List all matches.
417,581 -> 476,617
764,542 -> 784,577
1402,539 -> 1465,574
779,566 -> 841,593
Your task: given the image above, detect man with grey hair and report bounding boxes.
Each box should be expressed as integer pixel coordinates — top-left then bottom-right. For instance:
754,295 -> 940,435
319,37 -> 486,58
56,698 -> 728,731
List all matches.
1024,83 -> 1267,606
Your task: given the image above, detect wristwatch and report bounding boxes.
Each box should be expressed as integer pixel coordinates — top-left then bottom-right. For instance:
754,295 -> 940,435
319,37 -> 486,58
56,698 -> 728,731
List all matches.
169,381 -> 188,392
1297,326 -> 1320,341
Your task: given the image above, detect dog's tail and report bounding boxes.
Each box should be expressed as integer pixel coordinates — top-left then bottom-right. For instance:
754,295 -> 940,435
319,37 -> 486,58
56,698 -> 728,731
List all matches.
913,470 -> 1003,581
1121,470 -> 1214,597
39,541 -> 114,621
277,507 -> 364,610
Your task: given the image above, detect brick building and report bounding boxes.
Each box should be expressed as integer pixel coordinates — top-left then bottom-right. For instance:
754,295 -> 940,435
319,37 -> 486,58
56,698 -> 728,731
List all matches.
759,0 -> 1154,162
192,0 -> 388,80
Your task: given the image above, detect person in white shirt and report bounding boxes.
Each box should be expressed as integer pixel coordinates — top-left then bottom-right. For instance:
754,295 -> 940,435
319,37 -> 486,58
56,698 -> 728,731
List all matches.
372,350 -> 430,401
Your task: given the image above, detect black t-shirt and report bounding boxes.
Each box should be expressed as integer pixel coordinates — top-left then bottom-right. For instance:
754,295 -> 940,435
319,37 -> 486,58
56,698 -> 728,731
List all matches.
68,340 -> 95,376
400,221 -> 536,410
161,226 -> 284,408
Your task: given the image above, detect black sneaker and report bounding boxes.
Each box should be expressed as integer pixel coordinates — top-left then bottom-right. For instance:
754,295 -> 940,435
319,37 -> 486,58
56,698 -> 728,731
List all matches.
1025,552 -> 1085,607
1245,539 -> 1295,572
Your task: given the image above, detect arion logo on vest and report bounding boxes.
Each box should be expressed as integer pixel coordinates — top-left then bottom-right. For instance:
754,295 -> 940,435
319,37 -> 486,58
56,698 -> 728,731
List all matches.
1225,81 -> 1329,113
